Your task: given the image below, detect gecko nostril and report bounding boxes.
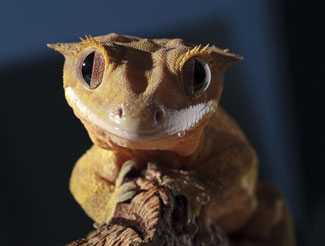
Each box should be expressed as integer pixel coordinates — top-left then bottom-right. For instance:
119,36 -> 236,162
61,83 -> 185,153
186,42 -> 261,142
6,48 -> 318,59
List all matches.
154,107 -> 164,125
117,107 -> 124,118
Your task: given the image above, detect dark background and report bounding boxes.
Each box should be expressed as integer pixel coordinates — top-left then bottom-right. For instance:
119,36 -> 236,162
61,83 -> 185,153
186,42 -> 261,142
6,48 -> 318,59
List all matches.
2,1 -> 324,245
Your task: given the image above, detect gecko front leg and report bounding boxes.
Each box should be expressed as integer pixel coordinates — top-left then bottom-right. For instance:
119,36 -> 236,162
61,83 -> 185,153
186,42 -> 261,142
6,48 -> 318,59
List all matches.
103,160 -> 138,224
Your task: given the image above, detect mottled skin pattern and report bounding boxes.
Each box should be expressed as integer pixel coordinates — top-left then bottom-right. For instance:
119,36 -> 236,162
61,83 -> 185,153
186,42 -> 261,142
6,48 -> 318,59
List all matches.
49,33 -> 295,245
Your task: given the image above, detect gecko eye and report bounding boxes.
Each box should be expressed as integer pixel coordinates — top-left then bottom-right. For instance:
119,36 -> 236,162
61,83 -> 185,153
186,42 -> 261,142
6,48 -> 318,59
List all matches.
182,58 -> 211,96
81,51 -> 105,89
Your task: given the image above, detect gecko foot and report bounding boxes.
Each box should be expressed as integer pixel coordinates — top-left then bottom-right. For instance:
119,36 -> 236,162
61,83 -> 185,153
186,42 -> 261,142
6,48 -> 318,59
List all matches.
105,160 -> 138,223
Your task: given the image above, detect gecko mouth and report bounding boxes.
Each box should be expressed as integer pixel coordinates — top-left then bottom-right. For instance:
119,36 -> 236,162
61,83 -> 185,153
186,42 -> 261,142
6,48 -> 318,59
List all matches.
65,87 -> 217,142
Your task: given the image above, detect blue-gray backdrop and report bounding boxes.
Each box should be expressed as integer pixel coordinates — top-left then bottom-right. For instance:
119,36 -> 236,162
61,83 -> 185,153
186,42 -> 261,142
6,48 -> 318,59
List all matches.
3,1 -> 322,245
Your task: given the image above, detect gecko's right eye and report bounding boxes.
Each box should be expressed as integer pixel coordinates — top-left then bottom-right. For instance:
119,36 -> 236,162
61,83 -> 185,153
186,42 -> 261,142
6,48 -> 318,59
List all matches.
81,51 -> 105,89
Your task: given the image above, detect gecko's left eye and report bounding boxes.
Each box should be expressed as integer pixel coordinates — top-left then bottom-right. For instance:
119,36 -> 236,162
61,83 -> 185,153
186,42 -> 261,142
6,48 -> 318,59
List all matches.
182,58 -> 211,96
80,51 -> 105,89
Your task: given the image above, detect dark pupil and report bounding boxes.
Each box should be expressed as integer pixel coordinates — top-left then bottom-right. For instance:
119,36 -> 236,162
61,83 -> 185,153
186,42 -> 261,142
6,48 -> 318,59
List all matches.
82,52 -> 95,85
193,59 -> 206,91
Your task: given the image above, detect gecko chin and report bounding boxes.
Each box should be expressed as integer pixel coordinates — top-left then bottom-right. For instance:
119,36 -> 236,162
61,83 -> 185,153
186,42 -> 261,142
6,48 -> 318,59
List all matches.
81,114 -> 209,153
75,104 -> 215,155
86,124 -> 206,157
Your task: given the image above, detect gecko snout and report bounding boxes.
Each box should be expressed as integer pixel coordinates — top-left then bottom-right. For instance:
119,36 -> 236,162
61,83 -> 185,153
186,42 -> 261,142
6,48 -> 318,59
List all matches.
114,104 -> 165,124
110,104 -> 166,133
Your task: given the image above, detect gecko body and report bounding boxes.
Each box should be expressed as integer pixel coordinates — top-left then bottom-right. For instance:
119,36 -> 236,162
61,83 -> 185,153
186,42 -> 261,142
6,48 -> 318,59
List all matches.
49,33 -> 295,245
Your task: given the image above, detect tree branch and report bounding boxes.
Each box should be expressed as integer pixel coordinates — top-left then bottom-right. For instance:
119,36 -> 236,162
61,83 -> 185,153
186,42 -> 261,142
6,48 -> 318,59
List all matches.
67,163 -> 228,246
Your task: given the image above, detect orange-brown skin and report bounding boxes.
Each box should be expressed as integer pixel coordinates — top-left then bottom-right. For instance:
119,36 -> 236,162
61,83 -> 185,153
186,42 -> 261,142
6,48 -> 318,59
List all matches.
49,33 -> 294,244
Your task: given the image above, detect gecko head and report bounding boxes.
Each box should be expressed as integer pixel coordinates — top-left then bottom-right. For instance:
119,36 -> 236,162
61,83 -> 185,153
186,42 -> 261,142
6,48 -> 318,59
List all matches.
48,33 -> 241,155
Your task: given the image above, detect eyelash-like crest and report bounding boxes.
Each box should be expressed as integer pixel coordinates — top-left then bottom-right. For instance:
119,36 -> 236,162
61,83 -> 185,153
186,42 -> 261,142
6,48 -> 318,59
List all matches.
175,44 -> 210,71
79,35 -> 110,65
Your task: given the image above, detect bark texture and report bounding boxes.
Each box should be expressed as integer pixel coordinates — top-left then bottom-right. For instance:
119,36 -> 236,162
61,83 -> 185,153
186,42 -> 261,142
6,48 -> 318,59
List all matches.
67,163 -> 229,246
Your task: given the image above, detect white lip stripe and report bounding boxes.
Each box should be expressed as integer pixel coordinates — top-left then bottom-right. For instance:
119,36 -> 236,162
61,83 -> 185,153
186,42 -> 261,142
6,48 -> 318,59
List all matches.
65,87 -> 216,140
165,102 -> 216,132
65,87 -> 111,130
66,87 -> 161,140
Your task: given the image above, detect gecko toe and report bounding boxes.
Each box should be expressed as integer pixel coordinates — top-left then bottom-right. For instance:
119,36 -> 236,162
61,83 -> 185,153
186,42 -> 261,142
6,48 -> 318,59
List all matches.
115,180 -> 138,203
118,181 -> 137,193
116,160 -> 136,187
117,190 -> 138,203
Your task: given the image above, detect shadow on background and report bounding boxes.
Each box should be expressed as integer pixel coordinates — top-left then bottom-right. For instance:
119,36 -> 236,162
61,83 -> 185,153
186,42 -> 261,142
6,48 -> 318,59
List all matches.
281,1 -> 325,244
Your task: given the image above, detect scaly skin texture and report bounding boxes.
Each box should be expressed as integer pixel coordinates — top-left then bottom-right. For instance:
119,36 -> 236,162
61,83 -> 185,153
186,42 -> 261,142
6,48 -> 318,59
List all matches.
49,33 -> 295,244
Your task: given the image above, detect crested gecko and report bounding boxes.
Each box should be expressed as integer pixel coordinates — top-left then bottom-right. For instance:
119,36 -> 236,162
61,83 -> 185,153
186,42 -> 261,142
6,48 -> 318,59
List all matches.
48,33 -> 295,245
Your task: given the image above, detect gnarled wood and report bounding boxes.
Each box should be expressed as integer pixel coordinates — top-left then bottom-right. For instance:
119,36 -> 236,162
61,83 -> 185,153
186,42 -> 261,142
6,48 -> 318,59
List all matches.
67,163 -> 228,246
66,163 -> 294,246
